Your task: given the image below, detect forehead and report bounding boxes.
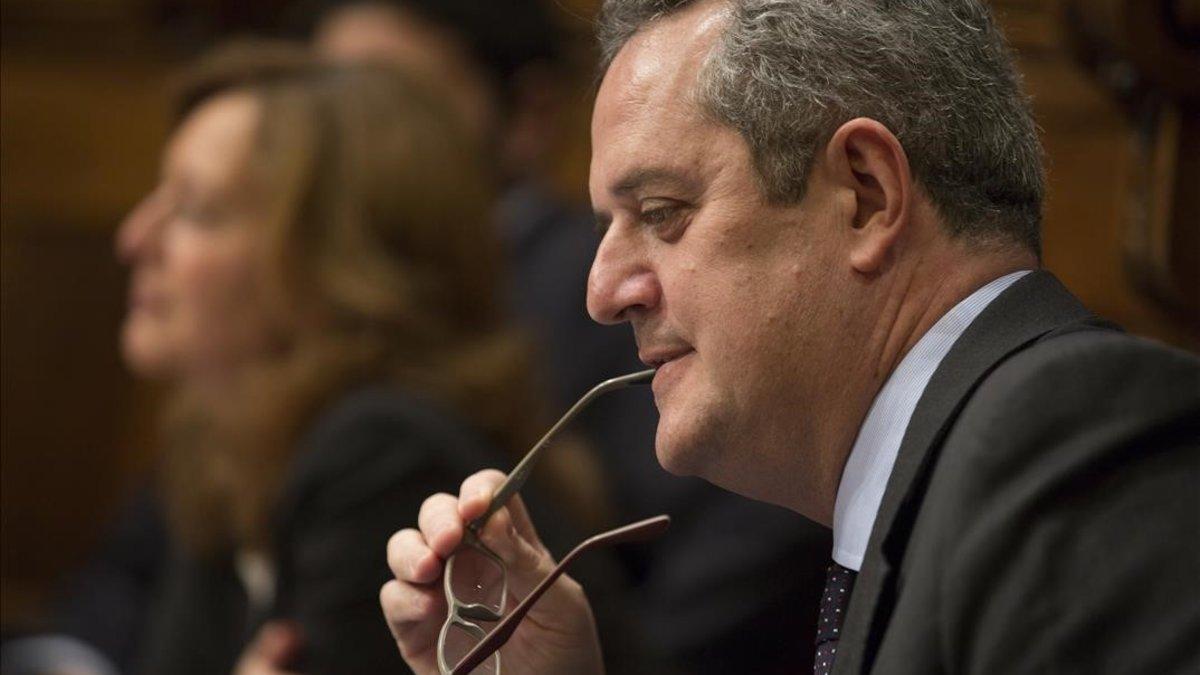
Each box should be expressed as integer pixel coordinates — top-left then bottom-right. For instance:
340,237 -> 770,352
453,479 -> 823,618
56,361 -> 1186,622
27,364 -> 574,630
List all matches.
166,92 -> 260,186
318,4 -> 471,83
590,1 -> 731,191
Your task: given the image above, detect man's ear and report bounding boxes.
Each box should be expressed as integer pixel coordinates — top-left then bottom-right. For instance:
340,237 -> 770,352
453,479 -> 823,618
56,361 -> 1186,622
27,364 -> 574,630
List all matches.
822,118 -> 912,274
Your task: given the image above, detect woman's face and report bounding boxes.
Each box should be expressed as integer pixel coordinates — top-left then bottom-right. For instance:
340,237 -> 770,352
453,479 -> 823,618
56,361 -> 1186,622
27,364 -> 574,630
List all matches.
117,92 -> 275,382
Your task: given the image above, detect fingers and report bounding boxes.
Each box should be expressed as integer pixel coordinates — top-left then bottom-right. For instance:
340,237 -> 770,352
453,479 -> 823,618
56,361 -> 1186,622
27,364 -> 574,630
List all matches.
473,507 -> 542,568
380,578 -> 446,663
455,474 -> 559,604
417,492 -> 462,559
387,528 -> 441,585
382,523 -> 446,674
235,622 -> 304,675
256,622 -> 304,667
402,469 -> 555,604
381,470 -> 503,674
382,468 -> 566,674
458,470 -> 544,549
457,469 -> 508,522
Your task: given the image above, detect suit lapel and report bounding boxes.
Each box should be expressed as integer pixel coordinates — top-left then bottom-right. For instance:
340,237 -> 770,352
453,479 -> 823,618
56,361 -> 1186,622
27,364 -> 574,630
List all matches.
832,271 -> 1098,674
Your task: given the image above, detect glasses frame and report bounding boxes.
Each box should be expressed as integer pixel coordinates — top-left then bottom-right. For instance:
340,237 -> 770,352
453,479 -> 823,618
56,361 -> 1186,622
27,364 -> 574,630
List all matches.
437,369 -> 658,675
437,528 -> 508,674
447,515 -> 670,675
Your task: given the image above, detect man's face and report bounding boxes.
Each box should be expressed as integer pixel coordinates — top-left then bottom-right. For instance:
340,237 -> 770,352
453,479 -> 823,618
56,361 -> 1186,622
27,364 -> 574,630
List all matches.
588,2 -> 857,502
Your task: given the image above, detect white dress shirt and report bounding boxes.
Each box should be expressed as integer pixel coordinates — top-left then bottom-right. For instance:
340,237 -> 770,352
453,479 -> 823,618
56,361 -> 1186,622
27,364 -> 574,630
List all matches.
832,270 -> 1032,570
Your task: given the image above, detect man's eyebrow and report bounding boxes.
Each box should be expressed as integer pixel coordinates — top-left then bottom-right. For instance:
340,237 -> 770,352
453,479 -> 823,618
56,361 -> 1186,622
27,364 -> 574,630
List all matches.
610,166 -> 696,196
593,166 -> 699,236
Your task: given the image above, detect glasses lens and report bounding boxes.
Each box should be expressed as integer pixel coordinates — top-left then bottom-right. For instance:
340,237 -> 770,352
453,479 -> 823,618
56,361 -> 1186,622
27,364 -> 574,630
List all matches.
447,543 -> 505,617
443,621 -> 500,675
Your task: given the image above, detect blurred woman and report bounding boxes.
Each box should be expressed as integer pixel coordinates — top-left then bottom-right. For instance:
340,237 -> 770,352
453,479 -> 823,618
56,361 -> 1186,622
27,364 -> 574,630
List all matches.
107,41 -> 586,674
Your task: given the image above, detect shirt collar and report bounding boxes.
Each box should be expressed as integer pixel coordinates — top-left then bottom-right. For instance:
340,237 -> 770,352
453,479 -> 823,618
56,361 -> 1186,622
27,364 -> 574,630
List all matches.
831,270 -> 1031,570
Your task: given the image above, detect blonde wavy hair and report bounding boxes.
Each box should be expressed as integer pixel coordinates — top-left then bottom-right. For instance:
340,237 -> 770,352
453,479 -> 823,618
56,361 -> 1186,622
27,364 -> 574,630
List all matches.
160,42 -> 601,555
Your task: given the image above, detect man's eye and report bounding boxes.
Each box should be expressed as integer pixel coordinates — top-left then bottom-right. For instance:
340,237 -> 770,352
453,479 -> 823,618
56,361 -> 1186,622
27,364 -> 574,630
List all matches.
641,206 -> 676,225
639,202 -> 689,241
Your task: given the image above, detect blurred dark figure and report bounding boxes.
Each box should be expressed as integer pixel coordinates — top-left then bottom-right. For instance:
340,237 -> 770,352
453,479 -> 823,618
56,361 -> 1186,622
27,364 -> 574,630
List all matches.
3,42 -> 602,675
302,1 -> 832,672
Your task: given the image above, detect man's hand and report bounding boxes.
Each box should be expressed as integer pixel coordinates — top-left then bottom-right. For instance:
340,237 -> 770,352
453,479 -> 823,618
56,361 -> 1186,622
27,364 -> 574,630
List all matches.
235,622 -> 303,675
380,469 -> 604,675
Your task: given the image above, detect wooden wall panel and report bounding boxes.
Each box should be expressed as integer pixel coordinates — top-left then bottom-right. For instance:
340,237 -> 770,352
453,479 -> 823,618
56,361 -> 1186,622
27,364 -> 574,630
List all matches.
1,7 -> 172,626
996,0 -> 1199,348
0,226 -> 149,623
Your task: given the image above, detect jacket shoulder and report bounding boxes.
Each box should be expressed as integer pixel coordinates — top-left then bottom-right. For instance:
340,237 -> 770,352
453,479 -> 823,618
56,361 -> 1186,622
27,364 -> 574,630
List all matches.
928,330 -> 1199,541
951,330 -> 1198,469
914,332 -> 1200,672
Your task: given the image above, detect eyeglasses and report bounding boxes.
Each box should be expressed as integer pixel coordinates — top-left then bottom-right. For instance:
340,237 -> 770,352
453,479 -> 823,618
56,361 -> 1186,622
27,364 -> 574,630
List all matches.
438,369 -> 668,675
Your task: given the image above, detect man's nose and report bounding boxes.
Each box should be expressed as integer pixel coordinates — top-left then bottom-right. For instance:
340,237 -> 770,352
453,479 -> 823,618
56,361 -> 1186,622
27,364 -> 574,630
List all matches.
587,229 -> 660,325
115,191 -> 166,264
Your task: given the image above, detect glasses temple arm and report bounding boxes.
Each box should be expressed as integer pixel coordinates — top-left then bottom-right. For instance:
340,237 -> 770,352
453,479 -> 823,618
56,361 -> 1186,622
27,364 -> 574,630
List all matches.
471,369 -> 655,529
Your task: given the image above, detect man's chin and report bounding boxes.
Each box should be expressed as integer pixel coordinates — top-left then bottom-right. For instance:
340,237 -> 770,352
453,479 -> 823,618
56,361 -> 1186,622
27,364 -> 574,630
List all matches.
653,423 -> 711,478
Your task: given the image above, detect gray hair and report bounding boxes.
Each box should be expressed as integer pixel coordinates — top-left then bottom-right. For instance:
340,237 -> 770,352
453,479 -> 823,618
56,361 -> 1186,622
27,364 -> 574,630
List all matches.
597,0 -> 1044,253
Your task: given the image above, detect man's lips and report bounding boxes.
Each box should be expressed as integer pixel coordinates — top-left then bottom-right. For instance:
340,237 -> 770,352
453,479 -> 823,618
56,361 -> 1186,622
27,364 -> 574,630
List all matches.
639,347 -> 695,369
647,349 -> 695,397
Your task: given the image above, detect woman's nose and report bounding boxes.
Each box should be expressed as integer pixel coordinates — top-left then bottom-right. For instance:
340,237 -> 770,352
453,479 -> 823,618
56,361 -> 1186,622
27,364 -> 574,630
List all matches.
116,191 -> 166,264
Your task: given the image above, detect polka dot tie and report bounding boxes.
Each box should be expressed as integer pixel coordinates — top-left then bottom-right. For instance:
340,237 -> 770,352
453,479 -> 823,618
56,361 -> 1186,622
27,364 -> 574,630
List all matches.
814,561 -> 858,675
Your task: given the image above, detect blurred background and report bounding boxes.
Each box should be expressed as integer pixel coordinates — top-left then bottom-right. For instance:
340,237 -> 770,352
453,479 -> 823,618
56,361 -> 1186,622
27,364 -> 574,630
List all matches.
2,0 -> 1197,633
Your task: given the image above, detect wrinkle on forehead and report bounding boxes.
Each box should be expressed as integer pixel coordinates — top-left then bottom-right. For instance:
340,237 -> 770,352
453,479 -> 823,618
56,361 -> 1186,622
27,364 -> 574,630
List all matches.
605,0 -> 729,113
592,1 -> 732,196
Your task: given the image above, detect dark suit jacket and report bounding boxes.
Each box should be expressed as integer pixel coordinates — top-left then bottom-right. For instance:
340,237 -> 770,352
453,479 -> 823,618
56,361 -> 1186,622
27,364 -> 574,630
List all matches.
136,385 -> 532,675
70,384 -> 645,675
833,271 -> 1200,674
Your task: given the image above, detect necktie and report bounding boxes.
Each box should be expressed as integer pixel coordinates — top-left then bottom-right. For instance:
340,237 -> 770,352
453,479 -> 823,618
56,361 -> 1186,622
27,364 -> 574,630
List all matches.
814,561 -> 857,675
